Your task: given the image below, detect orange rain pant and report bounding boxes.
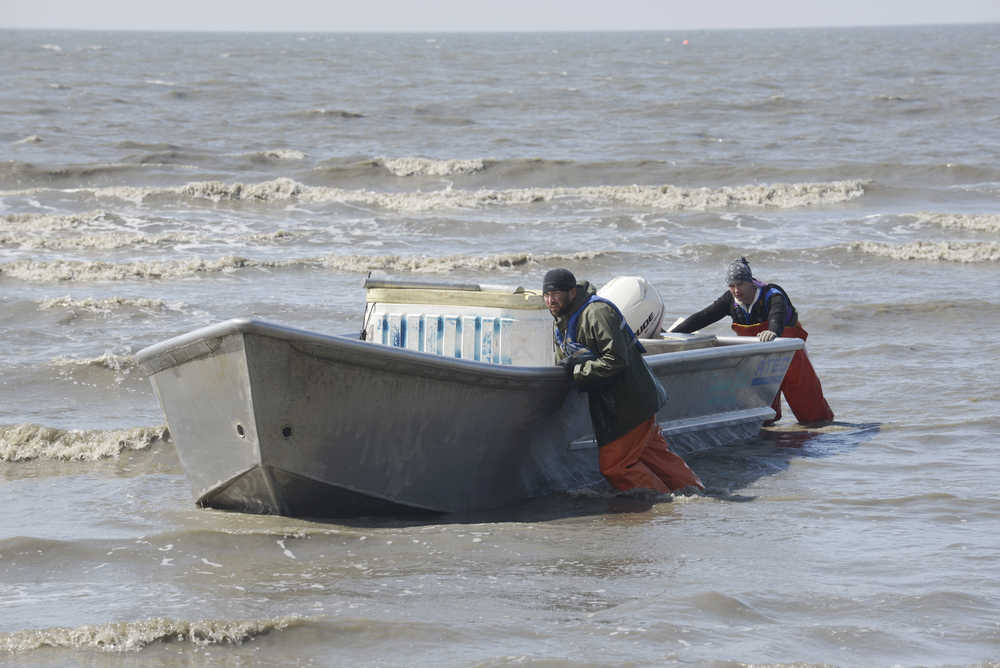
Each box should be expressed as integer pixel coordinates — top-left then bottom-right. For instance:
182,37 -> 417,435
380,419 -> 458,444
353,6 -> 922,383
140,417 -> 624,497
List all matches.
598,416 -> 704,493
732,322 -> 834,425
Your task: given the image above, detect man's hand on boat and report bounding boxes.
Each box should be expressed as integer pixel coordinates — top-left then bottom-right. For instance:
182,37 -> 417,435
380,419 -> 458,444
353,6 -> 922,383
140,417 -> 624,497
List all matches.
757,330 -> 777,342
557,349 -> 597,377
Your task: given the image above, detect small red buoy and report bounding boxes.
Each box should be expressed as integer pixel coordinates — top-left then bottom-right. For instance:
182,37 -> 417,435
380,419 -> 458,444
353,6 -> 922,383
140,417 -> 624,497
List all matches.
682,39 -> 689,45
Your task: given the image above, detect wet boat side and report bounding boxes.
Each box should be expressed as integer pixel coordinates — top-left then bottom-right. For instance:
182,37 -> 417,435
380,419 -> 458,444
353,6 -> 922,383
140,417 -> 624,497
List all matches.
136,319 -> 802,516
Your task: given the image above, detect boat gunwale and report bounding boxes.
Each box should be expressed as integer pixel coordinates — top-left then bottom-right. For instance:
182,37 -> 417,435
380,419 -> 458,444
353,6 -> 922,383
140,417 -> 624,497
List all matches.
135,317 -> 804,381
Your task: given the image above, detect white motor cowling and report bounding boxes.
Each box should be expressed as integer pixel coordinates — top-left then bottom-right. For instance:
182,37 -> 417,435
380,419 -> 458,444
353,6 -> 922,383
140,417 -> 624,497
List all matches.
597,276 -> 664,339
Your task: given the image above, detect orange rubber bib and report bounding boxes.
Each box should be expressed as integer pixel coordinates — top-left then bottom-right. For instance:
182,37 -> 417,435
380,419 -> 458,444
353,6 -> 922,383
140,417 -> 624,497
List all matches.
731,322 -> 833,424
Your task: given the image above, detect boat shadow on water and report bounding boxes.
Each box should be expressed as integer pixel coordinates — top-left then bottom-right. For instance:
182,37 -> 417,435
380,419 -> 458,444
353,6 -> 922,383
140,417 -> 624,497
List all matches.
309,421 -> 882,528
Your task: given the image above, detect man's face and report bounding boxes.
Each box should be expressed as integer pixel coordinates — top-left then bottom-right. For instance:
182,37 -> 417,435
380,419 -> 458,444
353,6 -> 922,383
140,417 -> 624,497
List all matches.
543,287 -> 576,317
728,280 -> 756,304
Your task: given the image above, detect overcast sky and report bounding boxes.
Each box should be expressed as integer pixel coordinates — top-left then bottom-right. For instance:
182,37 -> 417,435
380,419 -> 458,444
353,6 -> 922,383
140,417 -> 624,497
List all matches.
5,0 -> 1000,32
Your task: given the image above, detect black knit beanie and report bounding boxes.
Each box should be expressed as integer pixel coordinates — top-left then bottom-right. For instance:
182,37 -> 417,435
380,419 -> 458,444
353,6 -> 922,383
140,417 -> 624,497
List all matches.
542,268 -> 577,292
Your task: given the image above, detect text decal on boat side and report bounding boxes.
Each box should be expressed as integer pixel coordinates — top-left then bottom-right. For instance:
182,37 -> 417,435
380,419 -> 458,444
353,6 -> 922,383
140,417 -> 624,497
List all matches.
750,353 -> 793,387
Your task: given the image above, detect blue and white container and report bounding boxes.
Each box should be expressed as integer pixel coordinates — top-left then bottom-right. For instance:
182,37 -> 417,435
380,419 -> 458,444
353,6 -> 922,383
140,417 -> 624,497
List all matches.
363,278 -> 554,366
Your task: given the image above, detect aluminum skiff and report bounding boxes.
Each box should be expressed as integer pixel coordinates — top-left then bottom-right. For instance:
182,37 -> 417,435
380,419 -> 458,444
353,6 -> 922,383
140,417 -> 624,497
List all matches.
135,318 -> 801,517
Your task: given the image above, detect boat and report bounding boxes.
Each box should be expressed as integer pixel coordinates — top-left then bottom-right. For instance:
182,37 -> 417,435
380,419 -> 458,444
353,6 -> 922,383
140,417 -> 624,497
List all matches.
135,276 -> 803,518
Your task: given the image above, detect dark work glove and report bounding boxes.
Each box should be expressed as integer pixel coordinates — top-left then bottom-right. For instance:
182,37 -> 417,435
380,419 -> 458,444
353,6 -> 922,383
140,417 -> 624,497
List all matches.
557,349 -> 595,378
557,356 -> 576,378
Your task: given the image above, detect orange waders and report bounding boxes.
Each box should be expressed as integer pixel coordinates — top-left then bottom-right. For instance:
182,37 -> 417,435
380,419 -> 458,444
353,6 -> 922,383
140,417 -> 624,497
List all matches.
732,322 -> 834,425
598,416 -> 704,493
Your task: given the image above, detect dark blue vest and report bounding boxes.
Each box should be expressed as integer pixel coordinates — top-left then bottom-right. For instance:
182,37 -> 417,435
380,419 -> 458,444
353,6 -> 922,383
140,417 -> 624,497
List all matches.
555,295 -> 646,357
732,284 -> 796,327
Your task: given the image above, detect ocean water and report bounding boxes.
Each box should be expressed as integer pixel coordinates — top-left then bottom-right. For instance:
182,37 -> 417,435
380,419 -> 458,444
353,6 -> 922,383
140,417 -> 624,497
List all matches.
1,25 -> 999,667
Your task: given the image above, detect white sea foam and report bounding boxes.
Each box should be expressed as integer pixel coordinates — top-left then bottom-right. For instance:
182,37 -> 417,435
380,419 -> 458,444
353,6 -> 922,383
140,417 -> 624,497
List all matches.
909,212 -> 1000,233
0,255 -> 275,282
318,250 -> 602,274
0,211 -> 294,250
1,251 -> 602,283
307,185 -> 549,211
37,296 -> 174,313
178,178 -> 305,202
0,424 -> 169,462
248,229 -> 298,243
0,229 -> 199,250
574,181 -> 866,209
0,615 -> 304,652
381,157 -> 487,176
849,241 -> 1000,263
306,180 -> 867,212
1,211 -> 113,231
50,352 -> 138,373
13,135 -> 42,144
0,211 -> 184,251
23,178 -> 865,212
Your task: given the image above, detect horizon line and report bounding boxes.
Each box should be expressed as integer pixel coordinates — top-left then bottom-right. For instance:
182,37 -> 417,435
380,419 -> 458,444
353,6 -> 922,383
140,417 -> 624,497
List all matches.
2,20 -> 997,34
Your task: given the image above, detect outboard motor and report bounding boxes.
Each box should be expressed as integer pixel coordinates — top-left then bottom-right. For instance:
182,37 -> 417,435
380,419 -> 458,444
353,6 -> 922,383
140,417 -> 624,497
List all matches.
597,276 -> 665,339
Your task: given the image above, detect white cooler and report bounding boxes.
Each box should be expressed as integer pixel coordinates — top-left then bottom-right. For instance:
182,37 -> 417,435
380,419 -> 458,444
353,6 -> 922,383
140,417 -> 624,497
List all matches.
362,278 -> 554,366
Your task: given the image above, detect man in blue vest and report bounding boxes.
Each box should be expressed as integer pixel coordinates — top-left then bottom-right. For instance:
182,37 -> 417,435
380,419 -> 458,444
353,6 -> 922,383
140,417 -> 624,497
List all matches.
671,257 -> 834,425
543,268 -> 703,493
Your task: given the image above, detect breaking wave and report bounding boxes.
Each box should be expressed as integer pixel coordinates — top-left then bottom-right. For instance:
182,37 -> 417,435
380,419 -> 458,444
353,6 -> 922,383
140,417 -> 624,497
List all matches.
0,230 -> 199,250
4,178 -> 867,211
380,156 -> 487,176
0,423 -> 169,462
0,211 -> 296,250
908,212 -> 1000,233
1,251 -> 603,283
1,211 -> 126,232
50,352 -> 138,374
175,179 -> 305,202
849,241 -> 1000,263
37,295 -> 176,314
0,255 -> 271,282
317,250 -> 602,274
0,615 -> 305,652
204,178 -> 866,211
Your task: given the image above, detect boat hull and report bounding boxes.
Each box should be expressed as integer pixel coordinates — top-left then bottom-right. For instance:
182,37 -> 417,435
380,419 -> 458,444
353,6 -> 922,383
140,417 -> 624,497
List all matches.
137,319 -> 801,517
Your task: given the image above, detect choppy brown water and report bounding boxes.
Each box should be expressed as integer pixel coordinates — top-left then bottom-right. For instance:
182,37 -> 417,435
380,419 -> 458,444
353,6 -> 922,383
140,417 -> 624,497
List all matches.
2,25 -> 999,667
